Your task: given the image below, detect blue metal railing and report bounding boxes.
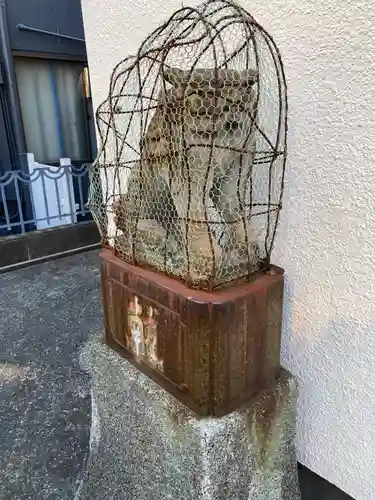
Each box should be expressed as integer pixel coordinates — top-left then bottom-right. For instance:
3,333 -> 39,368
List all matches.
0,164 -> 92,236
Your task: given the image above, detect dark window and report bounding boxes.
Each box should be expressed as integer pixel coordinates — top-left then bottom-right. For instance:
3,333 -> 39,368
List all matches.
14,57 -> 93,164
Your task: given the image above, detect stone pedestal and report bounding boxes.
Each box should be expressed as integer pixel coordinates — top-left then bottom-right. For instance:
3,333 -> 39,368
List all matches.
77,336 -> 300,500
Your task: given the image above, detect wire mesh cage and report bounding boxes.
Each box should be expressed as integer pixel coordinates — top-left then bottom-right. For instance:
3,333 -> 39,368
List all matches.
89,0 -> 287,290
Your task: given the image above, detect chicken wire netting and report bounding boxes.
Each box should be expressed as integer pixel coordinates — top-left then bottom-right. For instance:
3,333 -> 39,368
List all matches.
88,0 -> 287,290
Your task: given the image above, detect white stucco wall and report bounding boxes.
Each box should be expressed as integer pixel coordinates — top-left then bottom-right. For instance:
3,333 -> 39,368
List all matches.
81,1 -> 375,499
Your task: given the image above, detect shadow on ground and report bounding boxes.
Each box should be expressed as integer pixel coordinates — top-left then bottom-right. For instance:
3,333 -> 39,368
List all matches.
0,251 -> 102,500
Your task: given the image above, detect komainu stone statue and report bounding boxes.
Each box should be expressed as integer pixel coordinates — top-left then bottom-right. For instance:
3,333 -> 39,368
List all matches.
91,0 -> 287,290
113,68 -> 259,285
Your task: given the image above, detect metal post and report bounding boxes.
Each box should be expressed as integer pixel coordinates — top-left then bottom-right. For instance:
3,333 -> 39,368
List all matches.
19,152 -> 35,232
16,24 -> 85,43
0,0 -> 27,167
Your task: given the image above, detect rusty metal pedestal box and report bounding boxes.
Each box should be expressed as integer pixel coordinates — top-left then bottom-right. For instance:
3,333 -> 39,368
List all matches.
101,249 -> 284,417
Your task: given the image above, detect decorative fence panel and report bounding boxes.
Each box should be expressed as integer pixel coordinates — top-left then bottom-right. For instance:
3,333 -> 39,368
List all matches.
0,154 -> 91,236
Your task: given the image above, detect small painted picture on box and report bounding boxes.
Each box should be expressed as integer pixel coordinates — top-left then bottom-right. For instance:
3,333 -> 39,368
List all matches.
127,295 -> 164,372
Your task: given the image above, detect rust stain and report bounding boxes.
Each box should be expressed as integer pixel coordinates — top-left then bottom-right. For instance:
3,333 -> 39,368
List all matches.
101,250 -> 284,417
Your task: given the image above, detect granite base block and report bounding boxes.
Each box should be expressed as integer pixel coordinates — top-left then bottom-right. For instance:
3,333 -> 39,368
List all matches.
77,336 -> 301,500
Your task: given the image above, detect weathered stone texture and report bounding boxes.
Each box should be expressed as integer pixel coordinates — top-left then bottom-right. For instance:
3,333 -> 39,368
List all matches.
77,336 -> 300,500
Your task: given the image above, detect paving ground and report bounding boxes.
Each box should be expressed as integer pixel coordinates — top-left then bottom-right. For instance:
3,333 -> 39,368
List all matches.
0,251 -> 102,500
0,249 -> 352,500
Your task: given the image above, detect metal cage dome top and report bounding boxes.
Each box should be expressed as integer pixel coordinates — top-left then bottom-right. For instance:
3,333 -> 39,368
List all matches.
89,0 -> 287,290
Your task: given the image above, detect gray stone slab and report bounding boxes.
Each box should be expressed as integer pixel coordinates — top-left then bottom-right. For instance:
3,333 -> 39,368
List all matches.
0,250 -> 102,500
77,336 -> 301,500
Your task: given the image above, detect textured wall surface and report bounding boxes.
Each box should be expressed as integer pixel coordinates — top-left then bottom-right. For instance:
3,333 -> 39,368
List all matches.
81,1 -> 375,499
